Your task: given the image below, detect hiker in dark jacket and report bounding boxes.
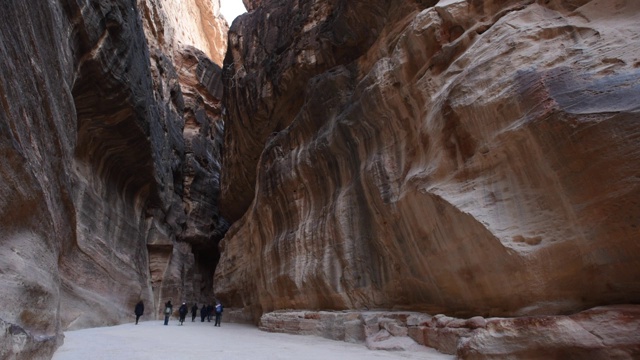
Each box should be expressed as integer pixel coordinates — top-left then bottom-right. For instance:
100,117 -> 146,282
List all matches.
178,303 -> 188,325
134,301 -> 144,325
200,304 -> 207,322
191,303 -> 198,322
207,304 -> 214,322
214,302 -> 223,327
164,300 -> 173,326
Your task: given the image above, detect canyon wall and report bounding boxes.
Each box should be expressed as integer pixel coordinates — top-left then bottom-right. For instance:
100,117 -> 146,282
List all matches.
216,0 -> 640,328
136,0 -> 228,317
0,0 -> 226,358
1,0 -> 639,358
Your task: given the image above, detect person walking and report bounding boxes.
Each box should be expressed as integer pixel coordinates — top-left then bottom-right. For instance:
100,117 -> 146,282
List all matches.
191,303 -> 198,322
178,303 -> 188,325
163,300 -> 173,326
206,304 -> 213,322
134,301 -> 144,325
214,302 -> 223,327
200,304 -> 207,322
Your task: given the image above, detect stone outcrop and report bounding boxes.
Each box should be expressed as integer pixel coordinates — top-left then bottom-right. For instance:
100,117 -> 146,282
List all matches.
0,0 -> 226,357
215,0 -> 640,333
258,306 -> 640,359
457,305 -> 640,359
0,319 -> 59,360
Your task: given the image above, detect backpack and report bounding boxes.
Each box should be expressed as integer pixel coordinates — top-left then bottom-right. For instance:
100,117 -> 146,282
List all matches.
164,307 -> 171,315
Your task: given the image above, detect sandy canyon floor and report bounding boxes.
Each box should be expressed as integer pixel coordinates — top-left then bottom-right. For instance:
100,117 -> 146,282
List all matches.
52,320 -> 452,360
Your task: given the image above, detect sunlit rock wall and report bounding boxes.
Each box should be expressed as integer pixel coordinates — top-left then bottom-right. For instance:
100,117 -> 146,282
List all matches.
139,0 -> 227,65
216,0 -> 640,325
0,0 -> 226,357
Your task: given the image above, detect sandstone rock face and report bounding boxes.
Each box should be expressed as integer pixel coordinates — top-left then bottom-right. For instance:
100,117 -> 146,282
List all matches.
0,0 -> 226,357
457,305 -> 640,359
138,0 -> 228,314
215,0 -> 640,327
220,0 -> 405,222
138,0 -> 228,65
259,306 -> 640,359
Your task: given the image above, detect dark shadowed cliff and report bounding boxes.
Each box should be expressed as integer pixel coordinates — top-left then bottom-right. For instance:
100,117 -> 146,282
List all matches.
0,0 -> 227,357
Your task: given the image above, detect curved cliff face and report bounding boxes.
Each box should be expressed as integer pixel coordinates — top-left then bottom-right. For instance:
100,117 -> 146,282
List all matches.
219,0 -> 406,222
215,0 -> 640,321
0,0 -> 226,357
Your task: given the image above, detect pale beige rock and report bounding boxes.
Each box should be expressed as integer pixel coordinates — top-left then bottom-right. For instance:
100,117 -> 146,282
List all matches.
259,310 -> 432,352
257,307 -> 640,358
138,0 -> 227,65
458,305 -> 640,359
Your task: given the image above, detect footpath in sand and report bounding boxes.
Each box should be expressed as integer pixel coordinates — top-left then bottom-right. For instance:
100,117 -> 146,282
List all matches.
52,319 -> 453,360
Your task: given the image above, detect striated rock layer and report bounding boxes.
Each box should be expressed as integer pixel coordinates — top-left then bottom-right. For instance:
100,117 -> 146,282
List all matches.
137,0 -> 229,316
0,0 -> 226,357
258,306 -> 640,358
216,0 -> 640,331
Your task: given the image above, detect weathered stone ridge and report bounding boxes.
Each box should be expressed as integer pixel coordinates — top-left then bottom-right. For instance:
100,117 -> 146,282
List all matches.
0,0 -> 227,357
258,306 -> 640,358
215,0 -> 640,328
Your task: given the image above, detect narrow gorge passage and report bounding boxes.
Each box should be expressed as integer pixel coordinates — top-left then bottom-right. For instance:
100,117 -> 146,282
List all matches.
1,0 -> 640,359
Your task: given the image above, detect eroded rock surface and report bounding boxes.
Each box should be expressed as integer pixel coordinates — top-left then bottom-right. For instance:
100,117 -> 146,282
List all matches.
3,0 -> 640,358
138,0 -> 229,315
216,0 -> 640,328
457,305 -> 640,359
258,306 -> 640,359
138,0 -> 228,65
0,0 -> 226,357
220,0 -> 405,222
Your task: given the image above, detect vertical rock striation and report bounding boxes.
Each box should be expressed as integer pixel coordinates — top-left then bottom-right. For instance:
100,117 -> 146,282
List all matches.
137,0 -> 229,315
220,0 -> 405,222
216,0 -> 640,339
0,0 -> 227,357
1,2 -> 75,355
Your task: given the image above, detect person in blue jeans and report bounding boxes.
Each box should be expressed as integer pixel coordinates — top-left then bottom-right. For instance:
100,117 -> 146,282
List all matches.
163,300 -> 173,325
214,302 -> 223,327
